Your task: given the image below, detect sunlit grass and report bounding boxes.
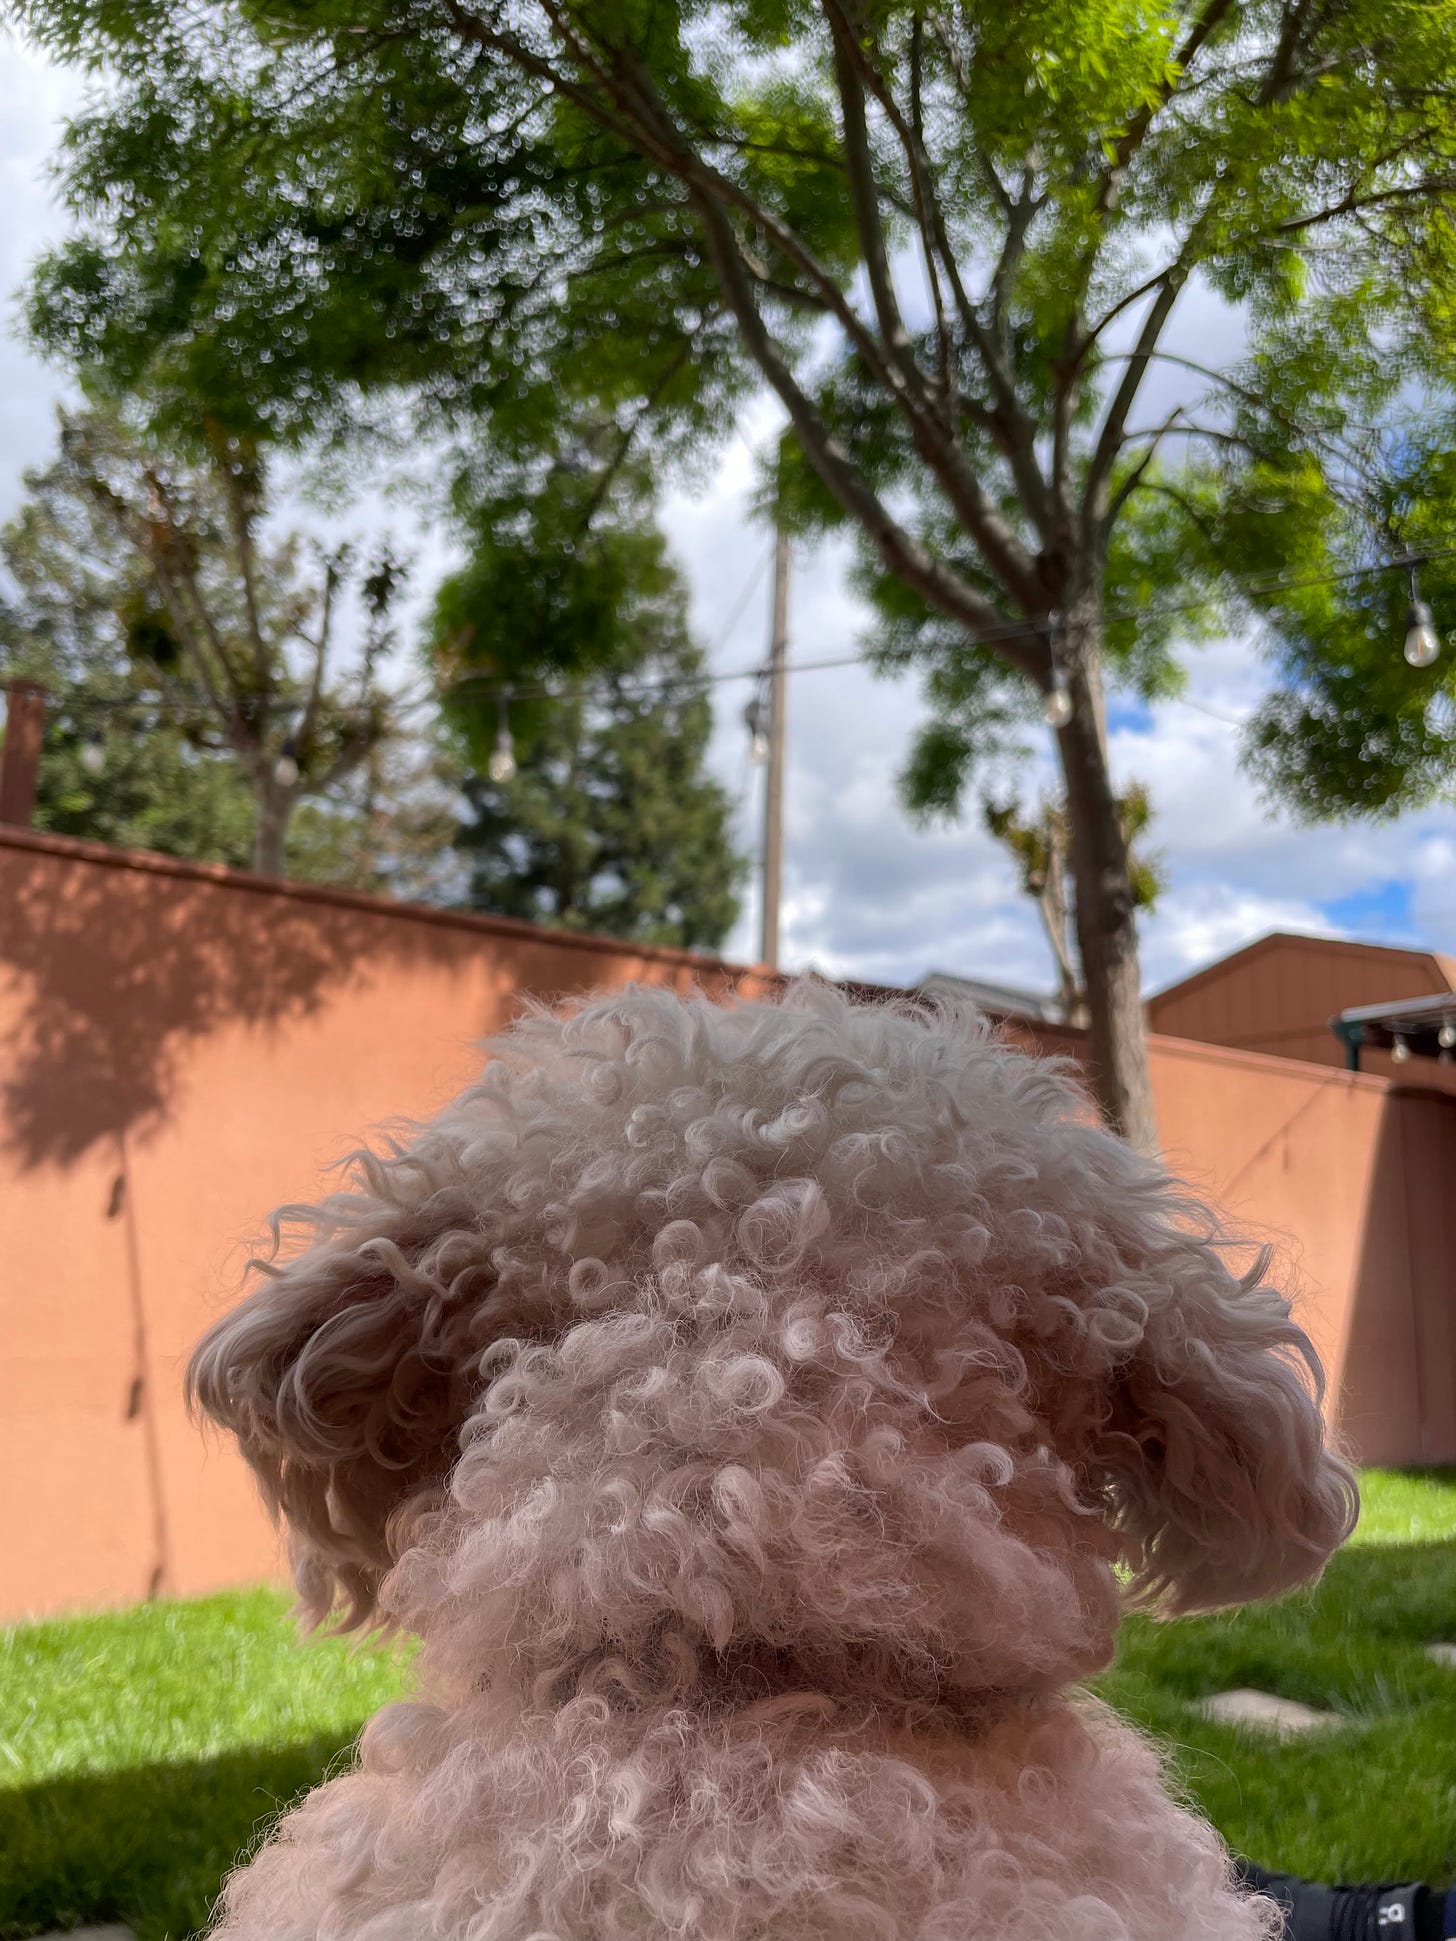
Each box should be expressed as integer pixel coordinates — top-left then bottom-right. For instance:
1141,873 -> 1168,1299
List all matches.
1097,1468 -> 1456,1884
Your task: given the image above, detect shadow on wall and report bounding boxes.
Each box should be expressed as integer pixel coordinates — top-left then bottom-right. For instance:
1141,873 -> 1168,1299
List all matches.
0,837 -> 762,1178
0,849 -> 466,1173
1340,1086 -> 1456,1466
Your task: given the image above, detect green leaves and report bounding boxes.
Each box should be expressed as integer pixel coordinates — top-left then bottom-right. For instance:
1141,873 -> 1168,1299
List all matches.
16,0 -> 1456,858
0,404 -> 402,877
438,456 -> 744,949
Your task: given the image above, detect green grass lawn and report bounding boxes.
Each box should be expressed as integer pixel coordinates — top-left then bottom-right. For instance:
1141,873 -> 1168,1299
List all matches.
3,1469 -> 1454,1940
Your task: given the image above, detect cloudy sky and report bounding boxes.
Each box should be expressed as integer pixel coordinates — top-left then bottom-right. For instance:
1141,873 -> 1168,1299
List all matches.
4,32 -> 1453,996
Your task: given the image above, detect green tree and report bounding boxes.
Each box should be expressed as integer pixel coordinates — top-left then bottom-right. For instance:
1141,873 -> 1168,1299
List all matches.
1240,443 -> 1456,823
1,533 -> 257,865
435,464 -> 743,949
2,408 -> 397,875
19,0 -> 1456,1139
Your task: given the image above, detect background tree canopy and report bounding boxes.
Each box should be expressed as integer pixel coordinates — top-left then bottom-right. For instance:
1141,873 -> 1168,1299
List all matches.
0,406 -> 400,876
433,455 -> 744,950
16,0 -> 1456,1137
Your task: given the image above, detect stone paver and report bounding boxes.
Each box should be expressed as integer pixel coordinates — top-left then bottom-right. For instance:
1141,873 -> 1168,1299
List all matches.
34,1929 -> 135,1940
1197,1687 -> 1341,1734
1425,1642 -> 1456,1667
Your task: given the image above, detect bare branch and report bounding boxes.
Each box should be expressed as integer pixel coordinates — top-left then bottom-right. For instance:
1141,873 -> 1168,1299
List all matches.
1091,0 -> 1237,219
690,187 -> 1045,677
298,552 -> 339,750
1083,272 -> 1188,524
211,436 -> 270,691
1105,405 -> 1184,523
1270,175 -> 1456,238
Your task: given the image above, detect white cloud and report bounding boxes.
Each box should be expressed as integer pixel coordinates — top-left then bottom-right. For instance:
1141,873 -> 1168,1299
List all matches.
0,39 -> 87,522
1140,883 -> 1330,991
1411,837 -> 1456,954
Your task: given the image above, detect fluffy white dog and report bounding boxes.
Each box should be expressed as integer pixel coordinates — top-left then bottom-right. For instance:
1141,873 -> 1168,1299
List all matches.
191,982 -> 1355,1940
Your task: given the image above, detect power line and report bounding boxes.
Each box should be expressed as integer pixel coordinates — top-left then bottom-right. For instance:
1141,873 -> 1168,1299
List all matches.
430,539 -> 1456,709
5,538 -> 1454,723
1169,694 -> 1250,728
706,545 -> 775,658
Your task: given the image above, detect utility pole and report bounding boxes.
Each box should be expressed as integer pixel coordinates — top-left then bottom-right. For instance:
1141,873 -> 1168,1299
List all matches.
760,515 -> 789,968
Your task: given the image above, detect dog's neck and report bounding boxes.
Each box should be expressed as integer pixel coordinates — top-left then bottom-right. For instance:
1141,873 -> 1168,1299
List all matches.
520,1628 -> 1046,1738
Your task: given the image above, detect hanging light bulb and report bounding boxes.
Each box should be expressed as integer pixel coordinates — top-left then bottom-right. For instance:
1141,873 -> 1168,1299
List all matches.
1403,561 -> 1440,668
488,686 -> 517,784
744,691 -> 770,764
1043,671 -> 1074,730
1391,1035 -> 1411,1064
80,728 -> 106,778
1043,612 -> 1074,728
273,736 -> 300,788
1439,1019 -> 1456,1051
1404,603 -> 1440,668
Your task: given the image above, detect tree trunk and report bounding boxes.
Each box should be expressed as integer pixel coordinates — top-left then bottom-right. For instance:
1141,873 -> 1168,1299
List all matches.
1037,818 -> 1088,1028
1054,589 -> 1158,1150
252,782 -> 291,877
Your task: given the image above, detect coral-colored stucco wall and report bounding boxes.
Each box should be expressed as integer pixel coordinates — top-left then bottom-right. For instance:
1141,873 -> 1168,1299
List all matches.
3,831 -> 1452,1620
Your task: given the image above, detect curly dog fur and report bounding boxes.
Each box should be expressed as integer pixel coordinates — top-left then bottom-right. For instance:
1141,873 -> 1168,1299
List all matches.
190,982 -> 1356,1940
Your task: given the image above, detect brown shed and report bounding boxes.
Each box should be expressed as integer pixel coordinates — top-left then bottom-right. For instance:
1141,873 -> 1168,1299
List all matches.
1148,931 -> 1456,1081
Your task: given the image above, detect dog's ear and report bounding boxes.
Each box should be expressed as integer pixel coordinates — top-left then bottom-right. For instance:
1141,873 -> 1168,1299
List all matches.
1080,1163 -> 1357,1616
188,1157 -> 490,1628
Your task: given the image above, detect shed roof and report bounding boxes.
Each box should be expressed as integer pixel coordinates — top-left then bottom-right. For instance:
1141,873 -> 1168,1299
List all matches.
1150,929 -> 1456,1005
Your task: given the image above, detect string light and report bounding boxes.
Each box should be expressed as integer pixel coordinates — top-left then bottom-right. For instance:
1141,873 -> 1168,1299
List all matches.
4,538 -> 1450,738
80,729 -> 106,778
1043,672 -> 1074,730
1439,1020 -> 1456,1051
1042,613 -> 1074,729
487,686 -> 517,784
743,689 -> 770,763
273,736 -> 300,788
1391,1035 -> 1411,1063
1403,561 -> 1440,669
435,540 -> 1456,713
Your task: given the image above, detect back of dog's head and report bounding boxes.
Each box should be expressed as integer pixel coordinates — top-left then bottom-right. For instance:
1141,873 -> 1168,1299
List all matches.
190,982 -> 1355,1706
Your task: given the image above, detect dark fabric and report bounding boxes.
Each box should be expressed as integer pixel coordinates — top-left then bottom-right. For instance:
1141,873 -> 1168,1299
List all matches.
1237,1861 -> 1450,1941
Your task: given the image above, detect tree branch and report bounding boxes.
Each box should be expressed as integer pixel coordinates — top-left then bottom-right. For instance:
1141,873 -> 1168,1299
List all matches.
1144,478 -> 1220,549
572,335 -> 699,535
298,552 -> 338,750
690,187 -> 1045,676
822,3 -> 921,389
1083,271 -> 1188,525
137,470 -> 255,714
546,1 -> 1047,602
1105,405 -> 1184,523
828,4 -> 1059,551
1270,175 -> 1456,237
1091,0 -> 1237,219
210,434 -> 270,690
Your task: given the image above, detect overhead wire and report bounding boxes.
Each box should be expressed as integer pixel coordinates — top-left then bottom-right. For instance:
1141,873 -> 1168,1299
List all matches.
3,537 -> 1453,725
